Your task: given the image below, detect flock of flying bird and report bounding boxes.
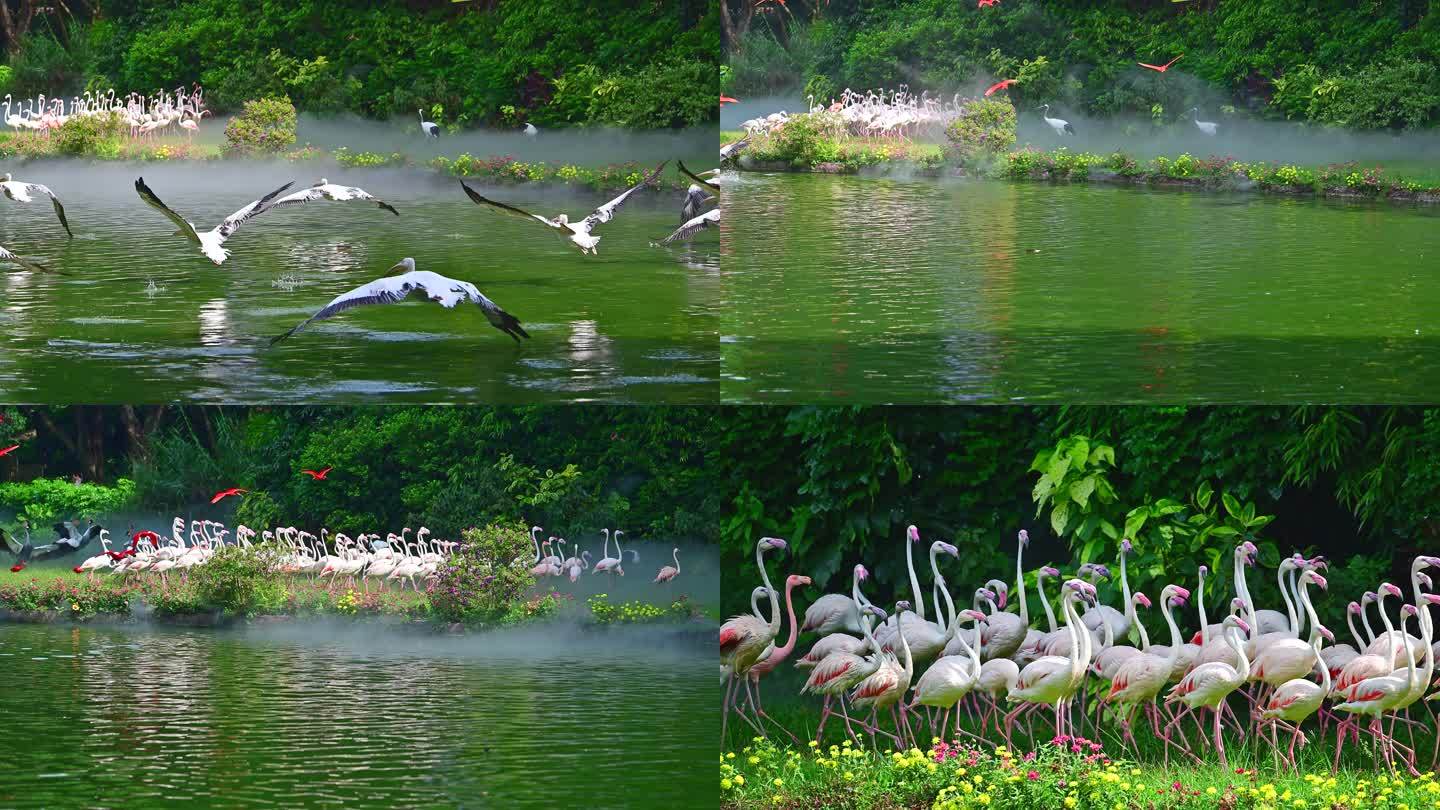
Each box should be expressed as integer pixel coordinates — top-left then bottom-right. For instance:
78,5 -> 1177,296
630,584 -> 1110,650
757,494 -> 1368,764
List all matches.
0,151 -> 723,344
3,519 -> 684,592
722,529 -> 1440,776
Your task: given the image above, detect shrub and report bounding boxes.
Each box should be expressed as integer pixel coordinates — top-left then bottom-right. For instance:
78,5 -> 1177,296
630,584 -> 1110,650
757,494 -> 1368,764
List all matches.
224,96 -> 298,156
944,98 -> 1017,167
427,522 -> 534,623
0,478 -> 137,524
187,545 -> 286,616
53,111 -> 124,157
587,58 -> 715,129
755,111 -> 842,168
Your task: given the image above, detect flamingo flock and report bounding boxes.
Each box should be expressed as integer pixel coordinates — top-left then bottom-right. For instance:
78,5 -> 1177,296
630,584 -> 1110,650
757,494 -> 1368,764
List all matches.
739,86 -> 976,142
3,86 -> 211,140
722,528 -> 1440,776
526,526 -> 682,586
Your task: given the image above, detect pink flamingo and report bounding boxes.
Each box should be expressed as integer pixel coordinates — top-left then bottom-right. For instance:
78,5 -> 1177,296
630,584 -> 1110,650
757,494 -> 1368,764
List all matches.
1164,614 -> 1252,769
1105,584 -> 1192,765
652,547 -> 680,583
720,537 -> 786,742
743,574 -> 811,742
1005,579 -> 1097,739
850,599 -> 917,749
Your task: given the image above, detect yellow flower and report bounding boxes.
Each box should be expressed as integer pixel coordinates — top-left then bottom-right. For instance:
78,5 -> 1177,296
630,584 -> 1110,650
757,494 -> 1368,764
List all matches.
71,603 -> 79,611
726,752 -> 735,759
771,795 -> 782,805
773,778 -> 783,787
734,775 -> 744,786
977,795 -> 991,806
1064,799 -> 1077,809
749,756 -> 760,765
1207,787 -> 1218,796
808,740 -> 818,748
843,772 -> 854,781
721,779 -> 732,790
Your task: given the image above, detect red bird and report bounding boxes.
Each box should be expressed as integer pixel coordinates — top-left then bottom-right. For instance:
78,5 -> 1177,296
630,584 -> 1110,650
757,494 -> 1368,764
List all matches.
720,96 -> 739,105
985,79 -> 1017,97
0,444 -> 19,457
977,0 -> 999,7
211,487 -> 248,504
301,466 -> 333,480
1138,54 -> 1184,73
9,563 -> 24,573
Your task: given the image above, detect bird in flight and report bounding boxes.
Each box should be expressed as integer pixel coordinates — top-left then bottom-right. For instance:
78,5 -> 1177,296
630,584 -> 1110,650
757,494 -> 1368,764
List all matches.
985,79 -> 1017,97
1139,55 -> 1184,73
272,179 -> 399,216
270,258 -> 529,345
461,161 -> 667,255
0,444 -> 19,457
301,467 -> 333,480
211,488 -> 248,504
978,0 -> 999,7
0,173 -> 72,237
720,96 -> 739,105
134,177 -> 294,265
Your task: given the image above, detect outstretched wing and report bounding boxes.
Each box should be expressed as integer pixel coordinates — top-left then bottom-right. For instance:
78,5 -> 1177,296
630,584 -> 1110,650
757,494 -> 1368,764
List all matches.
20,183 -> 72,237
135,177 -> 201,245
271,271 -> 529,345
680,185 -> 712,223
452,278 -> 530,343
720,138 -> 749,161
0,243 -> 50,273
271,276 -> 424,344
0,527 -> 20,556
460,182 -> 563,232
275,185 -> 399,216
677,160 -> 720,193
660,209 -> 720,245
216,181 -> 295,240
580,161 -> 668,234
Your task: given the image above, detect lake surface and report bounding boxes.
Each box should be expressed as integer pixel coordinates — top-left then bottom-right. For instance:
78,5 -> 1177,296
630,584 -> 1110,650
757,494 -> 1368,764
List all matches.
0,157 -> 719,403
722,171 -> 1440,403
0,621 -> 715,809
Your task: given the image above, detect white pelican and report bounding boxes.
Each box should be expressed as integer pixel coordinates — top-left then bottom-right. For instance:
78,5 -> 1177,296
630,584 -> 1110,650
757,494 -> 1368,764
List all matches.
0,243 -> 50,272
1190,107 -> 1218,135
460,160 -> 666,256
269,257 -> 529,344
658,208 -> 719,245
720,138 -> 748,161
680,184 -> 714,223
272,178 -> 399,216
678,160 -> 719,192
134,177 -> 293,265
1038,104 -> 1075,136
0,174 -> 72,237
418,110 -> 440,138
523,122 -> 538,136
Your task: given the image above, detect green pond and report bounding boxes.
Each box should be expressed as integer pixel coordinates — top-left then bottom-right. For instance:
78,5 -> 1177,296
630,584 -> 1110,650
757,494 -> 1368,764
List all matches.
0,621 -> 715,808
721,171 -> 1440,403
0,155 -> 719,403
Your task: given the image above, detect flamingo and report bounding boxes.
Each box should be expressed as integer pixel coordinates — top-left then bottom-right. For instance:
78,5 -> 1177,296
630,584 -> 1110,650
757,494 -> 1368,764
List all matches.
1005,579 -> 1097,738
742,574 -> 811,741
269,258 -> 528,344
720,537 -> 787,741
523,123 -> 538,136
851,599 -> 918,748
1261,620 -> 1335,768
460,161 -> 666,255
1105,584 -> 1192,764
805,598 -> 887,743
653,548 -> 680,583
1165,614 -> 1252,769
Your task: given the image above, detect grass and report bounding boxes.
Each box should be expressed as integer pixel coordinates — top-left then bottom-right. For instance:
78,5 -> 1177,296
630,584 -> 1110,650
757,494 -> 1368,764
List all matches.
723,693 -> 1440,809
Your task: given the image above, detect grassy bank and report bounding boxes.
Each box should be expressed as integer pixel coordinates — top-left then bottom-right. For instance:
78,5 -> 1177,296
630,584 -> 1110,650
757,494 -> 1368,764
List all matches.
722,735 -> 1440,810
723,130 -> 1440,203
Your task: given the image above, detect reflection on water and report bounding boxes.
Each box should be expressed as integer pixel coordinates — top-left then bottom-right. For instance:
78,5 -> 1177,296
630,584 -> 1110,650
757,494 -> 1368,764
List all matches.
0,162 -> 719,403
722,171 -> 1440,403
0,622 -> 715,809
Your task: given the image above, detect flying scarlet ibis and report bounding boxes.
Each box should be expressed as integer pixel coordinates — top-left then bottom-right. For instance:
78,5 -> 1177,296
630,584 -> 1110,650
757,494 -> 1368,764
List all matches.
978,0 -> 999,7
720,96 -> 739,105
211,488 -> 248,504
0,444 -> 18,457
1138,55 -> 1183,73
985,79 -> 1017,97
301,467 -> 333,480
9,563 -> 23,573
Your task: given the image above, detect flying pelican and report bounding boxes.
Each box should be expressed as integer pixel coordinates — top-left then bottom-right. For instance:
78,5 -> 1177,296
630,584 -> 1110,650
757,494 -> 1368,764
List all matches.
270,257 -> 528,344
0,243 -> 50,273
0,174 -> 72,237
680,184 -> 714,223
658,208 -> 719,245
418,110 -> 440,138
1038,104 -> 1075,136
678,160 -> 719,192
460,160 -> 666,256
523,123 -> 538,136
720,138 -> 749,161
134,177 -> 293,265
1190,107 -> 1218,135
272,179 -> 399,216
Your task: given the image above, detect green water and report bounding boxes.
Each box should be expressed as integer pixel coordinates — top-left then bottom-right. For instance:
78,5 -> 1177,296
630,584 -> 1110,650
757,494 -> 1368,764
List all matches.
0,159 -> 719,403
0,621 -> 715,808
721,171 -> 1440,403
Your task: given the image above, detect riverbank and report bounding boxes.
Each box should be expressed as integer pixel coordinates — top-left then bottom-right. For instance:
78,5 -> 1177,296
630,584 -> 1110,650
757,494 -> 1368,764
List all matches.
0,131 -> 688,192
722,132 -> 1440,204
722,735 -> 1438,810
0,567 -> 707,632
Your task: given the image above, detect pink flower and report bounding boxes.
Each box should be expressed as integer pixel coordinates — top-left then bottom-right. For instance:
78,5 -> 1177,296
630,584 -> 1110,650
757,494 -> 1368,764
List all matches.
1026,770 -> 1039,781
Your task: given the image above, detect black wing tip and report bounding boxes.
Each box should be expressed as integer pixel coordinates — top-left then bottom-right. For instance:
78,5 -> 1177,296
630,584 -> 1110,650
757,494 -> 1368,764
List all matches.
494,309 -> 530,343
381,202 -> 400,216
267,324 -> 303,346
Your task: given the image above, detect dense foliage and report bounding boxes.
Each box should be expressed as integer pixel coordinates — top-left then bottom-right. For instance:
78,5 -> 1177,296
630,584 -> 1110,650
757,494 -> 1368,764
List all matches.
727,0 -> 1440,130
428,523 -> 534,624
0,477 -> 136,523
719,406 -> 1440,627
943,97 -> 1016,166
5,0 -> 718,128
0,406 -> 720,546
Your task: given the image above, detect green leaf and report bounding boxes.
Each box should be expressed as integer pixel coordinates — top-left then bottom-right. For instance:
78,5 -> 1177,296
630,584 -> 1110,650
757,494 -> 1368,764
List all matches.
1051,501 -> 1071,536
1222,492 -> 1241,518
1080,536 -> 1101,564
1070,475 -> 1096,508
1124,510 -> 1148,539
1210,526 -> 1241,537
1196,480 -> 1213,510
1099,519 -> 1119,540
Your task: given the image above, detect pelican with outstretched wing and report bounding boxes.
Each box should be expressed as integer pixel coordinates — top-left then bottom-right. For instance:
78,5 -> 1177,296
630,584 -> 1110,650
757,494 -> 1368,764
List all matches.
680,184 -> 716,224
270,257 -> 529,344
134,177 -> 294,265
460,161 -> 666,255
677,160 -> 719,193
273,179 -> 399,216
0,243 -> 50,273
720,138 -> 749,162
0,173 -> 72,237
657,208 -> 720,246
0,525 -> 28,563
